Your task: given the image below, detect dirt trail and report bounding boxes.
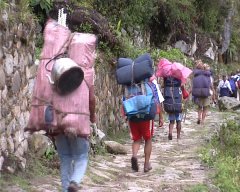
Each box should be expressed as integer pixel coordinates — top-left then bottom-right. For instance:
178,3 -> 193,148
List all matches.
6,110 -> 225,192
79,110 -> 222,192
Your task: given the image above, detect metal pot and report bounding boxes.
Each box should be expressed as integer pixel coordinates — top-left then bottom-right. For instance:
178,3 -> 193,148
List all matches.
47,58 -> 84,95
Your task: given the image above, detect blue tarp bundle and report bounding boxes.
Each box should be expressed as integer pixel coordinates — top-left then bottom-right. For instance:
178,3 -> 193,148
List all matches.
116,53 -> 153,85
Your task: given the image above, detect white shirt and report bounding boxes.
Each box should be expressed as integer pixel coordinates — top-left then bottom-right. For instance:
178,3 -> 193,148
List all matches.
152,79 -> 164,103
217,79 -> 232,92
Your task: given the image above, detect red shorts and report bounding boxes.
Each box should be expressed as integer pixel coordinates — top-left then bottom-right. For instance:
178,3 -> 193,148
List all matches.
129,120 -> 154,141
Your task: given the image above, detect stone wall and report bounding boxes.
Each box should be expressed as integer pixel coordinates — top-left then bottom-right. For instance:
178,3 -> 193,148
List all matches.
95,66 -> 127,134
0,2 -> 37,172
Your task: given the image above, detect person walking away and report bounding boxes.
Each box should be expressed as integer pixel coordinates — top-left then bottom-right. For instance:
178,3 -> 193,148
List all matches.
163,76 -> 182,140
217,75 -> 233,97
229,72 -> 238,98
126,78 -> 164,173
54,33 -> 97,192
26,20 -> 98,192
192,61 -> 214,124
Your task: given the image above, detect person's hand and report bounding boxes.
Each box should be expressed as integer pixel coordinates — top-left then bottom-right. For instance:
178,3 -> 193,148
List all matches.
90,113 -> 96,123
159,118 -> 164,128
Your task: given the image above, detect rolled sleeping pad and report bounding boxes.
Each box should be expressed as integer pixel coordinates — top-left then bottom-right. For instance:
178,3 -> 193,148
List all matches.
117,57 -> 133,69
134,53 -> 152,65
116,60 -> 153,85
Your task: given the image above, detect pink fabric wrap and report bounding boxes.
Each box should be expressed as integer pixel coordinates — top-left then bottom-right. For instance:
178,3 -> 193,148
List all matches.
27,20 -> 97,137
156,58 -> 192,84
27,19 -> 71,132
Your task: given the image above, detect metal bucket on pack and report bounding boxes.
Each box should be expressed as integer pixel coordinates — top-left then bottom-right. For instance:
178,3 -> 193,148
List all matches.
46,57 -> 84,95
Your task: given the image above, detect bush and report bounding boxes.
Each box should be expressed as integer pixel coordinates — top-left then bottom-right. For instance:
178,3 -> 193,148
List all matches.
201,120 -> 240,191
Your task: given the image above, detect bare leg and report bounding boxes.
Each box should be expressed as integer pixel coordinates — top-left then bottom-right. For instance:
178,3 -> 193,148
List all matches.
144,139 -> 152,165
197,107 -> 202,124
168,121 -> 174,140
176,121 -> 181,139
201,106 -> 208,124
131,140 -> 141,171
132,140 -> 141,157
144,139 -> 152,172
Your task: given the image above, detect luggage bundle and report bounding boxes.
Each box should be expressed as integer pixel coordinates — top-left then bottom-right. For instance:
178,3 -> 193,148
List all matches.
116,53 -> 157,122
163,77 -> 182,113
26,19 -> 97,136
122,80 -> 157,122
116,53 -> 153,85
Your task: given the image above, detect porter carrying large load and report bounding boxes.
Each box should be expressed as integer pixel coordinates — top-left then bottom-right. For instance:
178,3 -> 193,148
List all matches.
116,54 -> 157,122
26,19 -> 97,136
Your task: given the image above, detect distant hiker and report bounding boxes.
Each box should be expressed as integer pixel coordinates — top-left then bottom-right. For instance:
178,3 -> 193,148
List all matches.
155,58 -> 192,140
229,72 -> 238,98
192,60 -> 214,124
25,19 -> 97,192
217,75 -> 233,97
163,76 -> 182,140
116,54 -> 164,173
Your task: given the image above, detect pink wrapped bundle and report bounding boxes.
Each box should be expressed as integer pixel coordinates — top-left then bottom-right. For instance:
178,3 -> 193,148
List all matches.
68,33 -> 97,69
27,19 -> 71,132
52,33 -> 97,136
156,58 -> 192,84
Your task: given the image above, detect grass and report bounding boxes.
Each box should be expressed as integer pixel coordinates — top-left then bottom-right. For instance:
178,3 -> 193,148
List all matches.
185,184 -> 209,192
0,150 -> 59,190
106,126 -> 130,144
199,120 -> 240,192
0,172 -> 32,191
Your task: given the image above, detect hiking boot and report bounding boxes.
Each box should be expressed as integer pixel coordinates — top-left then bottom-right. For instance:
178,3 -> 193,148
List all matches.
131,156 -> 139,172
168,134 -> 173,140
68,181 -> 79,192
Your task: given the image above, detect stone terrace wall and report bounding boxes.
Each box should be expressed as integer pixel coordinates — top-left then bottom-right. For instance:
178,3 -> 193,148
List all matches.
0,2 -> 37,172
95,66 -> 128,135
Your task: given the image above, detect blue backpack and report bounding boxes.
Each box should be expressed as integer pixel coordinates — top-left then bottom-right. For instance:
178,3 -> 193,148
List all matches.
163,77 -> 182,113
229,78 -> 237,92
122,80 -> 157,122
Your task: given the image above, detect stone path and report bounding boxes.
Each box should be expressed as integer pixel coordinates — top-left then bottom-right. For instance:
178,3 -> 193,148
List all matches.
4,109 -> 226,192
79,110 -> 222,192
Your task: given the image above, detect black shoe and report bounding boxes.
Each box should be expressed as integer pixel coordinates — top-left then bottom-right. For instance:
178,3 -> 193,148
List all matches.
131,156 -> 139,172
68,181 -> 79,192
197,120 -> 201,124
168,134 -> 173,140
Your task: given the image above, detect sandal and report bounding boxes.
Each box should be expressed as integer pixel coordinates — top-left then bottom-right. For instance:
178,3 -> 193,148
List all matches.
144,164 -> 152,173
131,157 -> 139,172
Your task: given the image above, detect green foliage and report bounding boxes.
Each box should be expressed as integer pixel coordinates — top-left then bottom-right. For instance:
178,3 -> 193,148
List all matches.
0,0 -> 9,10
165,0 -> 196,31
218,121 -> 240,157
44,145 -> 57,160
151,48 -> 193,68
106,127 -> 129,144
185,184 -> 209,192
93,0 -> 158,31
30,0 -> 53,14
0,173 -> 31,191
73,22 -> 94,34
200,120 -> 240,191
194,0 -> 222,32
199,147 -> 216,167
214,156 -> 240,192
119,36 -> 149,58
